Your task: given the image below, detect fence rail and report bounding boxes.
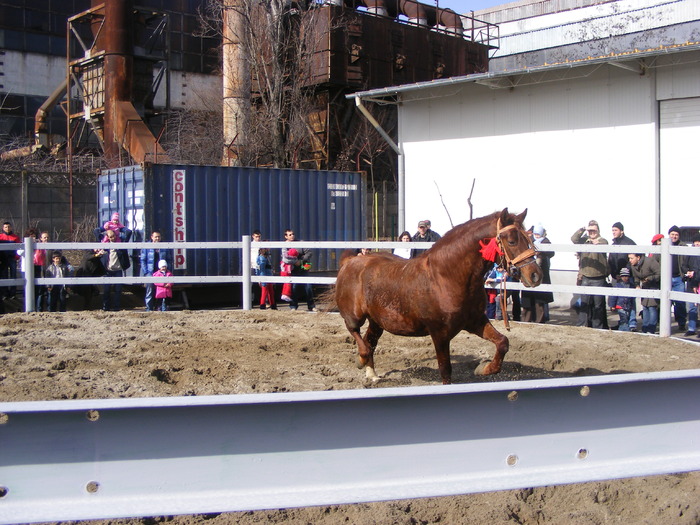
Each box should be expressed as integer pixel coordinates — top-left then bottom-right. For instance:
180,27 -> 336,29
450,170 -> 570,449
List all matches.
1,237 -> 699,338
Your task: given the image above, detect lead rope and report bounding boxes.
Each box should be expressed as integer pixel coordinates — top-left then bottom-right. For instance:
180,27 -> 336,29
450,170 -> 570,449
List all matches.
499,261 -> 511,332
494,219 -> 511,331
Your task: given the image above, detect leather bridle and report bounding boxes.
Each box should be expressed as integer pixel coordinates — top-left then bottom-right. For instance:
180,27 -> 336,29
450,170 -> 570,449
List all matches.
494,220 -> 539,331
495,220 -> 538,277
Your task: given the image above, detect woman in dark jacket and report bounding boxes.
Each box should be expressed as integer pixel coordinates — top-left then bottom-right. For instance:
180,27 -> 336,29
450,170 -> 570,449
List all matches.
521,224 -> 554,323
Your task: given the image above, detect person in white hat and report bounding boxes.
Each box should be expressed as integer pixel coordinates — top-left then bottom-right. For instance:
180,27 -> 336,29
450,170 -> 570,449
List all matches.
153,259 -> 173,312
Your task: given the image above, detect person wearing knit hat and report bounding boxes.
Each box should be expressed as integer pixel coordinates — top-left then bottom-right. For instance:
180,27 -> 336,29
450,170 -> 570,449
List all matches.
608,221 -> 637,330
102,212 -> 127,242
667,225 -> 688,333
571,220 -> 609,329
522,223 -> 554,323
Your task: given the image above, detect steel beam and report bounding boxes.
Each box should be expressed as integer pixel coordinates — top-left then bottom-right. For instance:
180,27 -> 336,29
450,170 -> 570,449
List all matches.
1,370 -> 699,524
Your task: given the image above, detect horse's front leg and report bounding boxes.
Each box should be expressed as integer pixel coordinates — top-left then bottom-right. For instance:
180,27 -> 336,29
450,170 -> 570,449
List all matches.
472,321 -> 509,376
359,320 -> 384,382
430,334 -> 452,385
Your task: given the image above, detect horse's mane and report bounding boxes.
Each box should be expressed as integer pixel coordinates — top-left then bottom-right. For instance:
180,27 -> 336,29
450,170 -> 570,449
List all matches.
424,211 -> 502,263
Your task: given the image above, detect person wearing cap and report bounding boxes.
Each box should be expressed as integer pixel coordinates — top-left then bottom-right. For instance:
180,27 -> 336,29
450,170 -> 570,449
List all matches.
411,219 -> 441,257
140,230 -> 172,312
667,225 -> 689,333
607,267 -> 634,331
571,220 -> 609,329
522,223 -> 554,323
608,222 -> 637,331
649,234 -> 664,264
153,260 -> 173,312
683,233 -> 700,337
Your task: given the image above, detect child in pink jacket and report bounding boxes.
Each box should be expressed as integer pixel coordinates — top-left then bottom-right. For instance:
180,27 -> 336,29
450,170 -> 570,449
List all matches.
153,260 -> 173,311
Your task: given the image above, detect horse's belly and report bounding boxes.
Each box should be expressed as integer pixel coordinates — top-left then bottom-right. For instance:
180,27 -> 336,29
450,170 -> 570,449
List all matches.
368,307 -> 428,336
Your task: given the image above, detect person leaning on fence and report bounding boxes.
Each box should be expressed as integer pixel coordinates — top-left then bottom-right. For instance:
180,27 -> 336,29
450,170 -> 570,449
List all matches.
608,221 -> 638,331
571,220 -> 609,329
0,221 -> 20,299
98,229 -> 131,311
608,267 -> 635,331
393,231 -> 413,259
282,229 -> 316,312
684,233 -> 700,337
33,231 -> 50,311
257,246 -> 277,310
250,230 -> 262,308
628,252 -> 661,334
45,250 -> 73,312
140,230 -> 171,312
522,223 -> 554,323
667,225 -> 689,333
411,220 -> 441,257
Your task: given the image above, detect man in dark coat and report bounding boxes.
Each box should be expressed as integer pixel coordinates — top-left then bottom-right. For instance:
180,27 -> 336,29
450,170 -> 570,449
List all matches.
608,221 -> 637,330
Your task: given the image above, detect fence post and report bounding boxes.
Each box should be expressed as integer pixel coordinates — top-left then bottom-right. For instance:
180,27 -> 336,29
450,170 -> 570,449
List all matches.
242,235 -> 251,311
659,238 -> 671,337
23,236 -> 35,313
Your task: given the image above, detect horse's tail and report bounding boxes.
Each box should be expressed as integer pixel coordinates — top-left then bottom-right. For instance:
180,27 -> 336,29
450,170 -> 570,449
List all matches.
315,286 -> 337,313
317,250 -> 355,313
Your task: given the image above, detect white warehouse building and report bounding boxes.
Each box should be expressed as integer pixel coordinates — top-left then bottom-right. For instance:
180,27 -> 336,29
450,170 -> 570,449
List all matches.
351,0 -> 700,298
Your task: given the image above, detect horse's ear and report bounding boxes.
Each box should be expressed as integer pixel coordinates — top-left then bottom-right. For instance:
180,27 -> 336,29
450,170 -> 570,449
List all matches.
499,208 -> 510,224
515,208 -> 528,224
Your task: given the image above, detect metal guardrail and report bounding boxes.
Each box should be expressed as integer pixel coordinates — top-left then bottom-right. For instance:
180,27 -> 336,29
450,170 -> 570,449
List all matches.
1,369 -> 699,524
2,237 -> 699,337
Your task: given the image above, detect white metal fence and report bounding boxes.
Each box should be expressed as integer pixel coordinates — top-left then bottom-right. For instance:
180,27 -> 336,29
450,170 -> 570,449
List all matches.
1,237 -> 699,338
1,237 -> 699,524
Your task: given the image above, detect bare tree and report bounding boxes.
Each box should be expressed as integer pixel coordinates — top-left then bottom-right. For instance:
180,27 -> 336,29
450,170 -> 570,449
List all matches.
199,0 -> 338,168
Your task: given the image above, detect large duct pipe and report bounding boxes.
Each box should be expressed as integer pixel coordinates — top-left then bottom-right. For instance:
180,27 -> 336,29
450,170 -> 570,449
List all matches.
101,0 -> 134,163
355,0 -> 463,35
400,0 -> 428,27
222,0 -> 251,166
437,8 -> 464,36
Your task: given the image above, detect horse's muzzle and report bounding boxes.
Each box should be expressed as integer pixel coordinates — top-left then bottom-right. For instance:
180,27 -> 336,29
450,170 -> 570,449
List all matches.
514,259 -> 543,288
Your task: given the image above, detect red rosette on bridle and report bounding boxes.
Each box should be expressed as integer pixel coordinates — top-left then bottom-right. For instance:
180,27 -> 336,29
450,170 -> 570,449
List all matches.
479,237 -> 503,263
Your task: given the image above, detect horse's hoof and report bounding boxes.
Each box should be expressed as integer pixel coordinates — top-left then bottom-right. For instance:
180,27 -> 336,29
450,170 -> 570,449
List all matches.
474,360 -> 492,376
356,357 -> 365,370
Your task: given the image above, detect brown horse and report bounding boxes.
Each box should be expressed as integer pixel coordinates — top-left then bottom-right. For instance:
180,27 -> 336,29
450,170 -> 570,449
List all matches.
335,208 -> 543,384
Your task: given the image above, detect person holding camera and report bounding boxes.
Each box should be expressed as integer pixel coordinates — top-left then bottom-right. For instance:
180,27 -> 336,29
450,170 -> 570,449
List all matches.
571,220 -> 609,329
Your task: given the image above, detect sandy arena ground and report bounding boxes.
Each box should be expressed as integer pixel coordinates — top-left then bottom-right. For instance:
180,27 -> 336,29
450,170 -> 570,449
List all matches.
1,302 -> 699,525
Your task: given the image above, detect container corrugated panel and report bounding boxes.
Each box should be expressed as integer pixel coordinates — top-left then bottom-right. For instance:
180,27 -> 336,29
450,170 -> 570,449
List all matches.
99,164 -> 366,276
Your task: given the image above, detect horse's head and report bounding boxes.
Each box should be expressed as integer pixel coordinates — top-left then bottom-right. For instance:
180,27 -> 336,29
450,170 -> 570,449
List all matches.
496,208 -> 543,288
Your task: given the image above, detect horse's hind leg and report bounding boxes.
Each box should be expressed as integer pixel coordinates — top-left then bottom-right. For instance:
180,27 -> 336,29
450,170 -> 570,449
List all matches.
472,321 -> 509,376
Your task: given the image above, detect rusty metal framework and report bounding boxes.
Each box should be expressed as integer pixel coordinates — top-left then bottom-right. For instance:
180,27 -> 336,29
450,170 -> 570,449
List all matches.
66,3 -> 170,162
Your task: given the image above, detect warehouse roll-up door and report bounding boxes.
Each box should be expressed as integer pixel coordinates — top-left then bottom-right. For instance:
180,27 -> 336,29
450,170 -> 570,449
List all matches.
659,97 -> 700,231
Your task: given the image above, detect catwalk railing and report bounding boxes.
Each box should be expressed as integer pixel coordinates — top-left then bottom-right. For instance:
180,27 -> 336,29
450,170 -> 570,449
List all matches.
1,237 -> 698,338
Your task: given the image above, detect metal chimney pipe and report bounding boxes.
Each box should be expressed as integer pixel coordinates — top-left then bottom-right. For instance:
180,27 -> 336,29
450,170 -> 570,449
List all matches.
222,0 -> 251,166
101,0 -> 134,164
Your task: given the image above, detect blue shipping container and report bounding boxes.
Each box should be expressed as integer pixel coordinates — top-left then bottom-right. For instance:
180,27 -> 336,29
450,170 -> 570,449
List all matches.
98,164 -> 366,275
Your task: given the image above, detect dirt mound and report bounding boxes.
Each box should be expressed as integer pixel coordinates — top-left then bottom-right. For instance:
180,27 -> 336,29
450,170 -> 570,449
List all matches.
1,308 -> 699,524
